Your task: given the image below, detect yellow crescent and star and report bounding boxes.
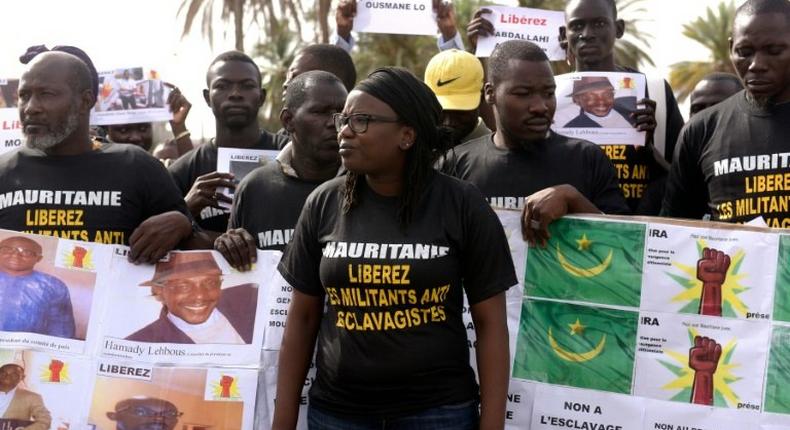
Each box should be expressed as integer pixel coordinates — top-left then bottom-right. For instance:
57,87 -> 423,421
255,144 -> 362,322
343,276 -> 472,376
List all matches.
548,318 -> 607,362
556,233 -> 613,278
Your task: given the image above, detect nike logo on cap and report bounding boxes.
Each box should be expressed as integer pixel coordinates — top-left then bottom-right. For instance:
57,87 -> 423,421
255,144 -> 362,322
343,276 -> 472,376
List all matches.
437,76 -> 461,87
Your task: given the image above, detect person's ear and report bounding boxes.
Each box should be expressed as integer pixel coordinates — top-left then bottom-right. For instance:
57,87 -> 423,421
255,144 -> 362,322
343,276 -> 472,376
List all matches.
107,412 -> 117,421
399,126 -> 416,151
203,89 -> 210,107
280,108 -> 294,133
615,19 -> 625,39
80,90 -> 94,114
484,82 -> 495,106
35,255 -> 43,264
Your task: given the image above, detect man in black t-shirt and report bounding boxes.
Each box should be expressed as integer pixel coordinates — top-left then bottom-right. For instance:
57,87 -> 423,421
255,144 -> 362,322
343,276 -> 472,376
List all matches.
168,51 -> 287,241
446,40 -> 628,246
3,47 -> 192,264
559,0 -> 685,215
215,71 -> 348,270
662,0 -> 790,228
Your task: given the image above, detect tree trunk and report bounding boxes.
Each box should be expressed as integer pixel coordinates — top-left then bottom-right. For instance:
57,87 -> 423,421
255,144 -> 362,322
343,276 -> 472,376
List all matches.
234,0 -> 244,51
318,0 -> 331,43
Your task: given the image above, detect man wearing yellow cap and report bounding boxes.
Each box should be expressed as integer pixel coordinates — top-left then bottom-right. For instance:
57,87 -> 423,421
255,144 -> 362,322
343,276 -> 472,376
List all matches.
126,251 -> 257,344
424,49 -> 491,148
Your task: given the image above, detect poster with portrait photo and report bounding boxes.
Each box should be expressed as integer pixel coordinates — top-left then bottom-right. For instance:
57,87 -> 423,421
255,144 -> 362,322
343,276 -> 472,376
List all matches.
0,349 -> 94,430
89,67 -> 172,126
552,72 -> 647,146
0,230 -> 111,354
89,360 -> 256,430
216,148 -> 279,210
0,79 -> 23,155
97,249 -> 277,366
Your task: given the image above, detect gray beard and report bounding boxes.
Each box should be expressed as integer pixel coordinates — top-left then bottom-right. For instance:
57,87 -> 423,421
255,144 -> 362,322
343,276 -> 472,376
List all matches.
745,91 -> 774,110
24,107 -> 80,151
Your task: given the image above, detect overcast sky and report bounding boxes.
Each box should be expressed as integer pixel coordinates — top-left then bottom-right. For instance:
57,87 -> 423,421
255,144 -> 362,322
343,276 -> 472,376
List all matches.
1,0 -> 741,136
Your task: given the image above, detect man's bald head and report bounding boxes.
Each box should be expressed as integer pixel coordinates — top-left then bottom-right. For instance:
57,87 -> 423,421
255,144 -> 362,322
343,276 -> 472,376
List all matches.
0,236 -> 42,254
25,52 -> 95,103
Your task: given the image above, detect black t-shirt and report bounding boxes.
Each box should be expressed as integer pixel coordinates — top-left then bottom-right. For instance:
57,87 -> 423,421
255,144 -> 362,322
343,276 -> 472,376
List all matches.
167,131 -> 285,232
0,144 -> 189,244
600,68 -> 684,215
229,161 -> 324,251
445,132 -> 629,215
278,172 -> 517,418
662,91 -> 790,228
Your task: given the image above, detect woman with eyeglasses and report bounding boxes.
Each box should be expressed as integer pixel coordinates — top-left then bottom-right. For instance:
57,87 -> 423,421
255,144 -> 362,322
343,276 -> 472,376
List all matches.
273,67 -> 516,430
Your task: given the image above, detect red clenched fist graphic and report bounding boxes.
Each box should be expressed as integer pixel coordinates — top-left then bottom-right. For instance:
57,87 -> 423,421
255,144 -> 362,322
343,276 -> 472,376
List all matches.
72,246 -> 88,268
49,359 -> 64,382
696,247 -> 730,316
689,336 -> 722,405
220,375 -> 234,398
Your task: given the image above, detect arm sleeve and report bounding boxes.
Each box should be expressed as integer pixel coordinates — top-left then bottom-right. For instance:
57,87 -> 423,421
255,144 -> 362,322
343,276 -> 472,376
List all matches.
662,80 -> 685,164
587,145 -> 631,215
437,31 -> 465,51
25,393 -> 51,430
277,194 -> 324,296
142,153 -> 192,219
661,124 -> 710,219
47,278 -> 75,339
330,31 -> 355,53
229,172 -> 252,230
460,183 -> 517,305
166,151 -> 194,196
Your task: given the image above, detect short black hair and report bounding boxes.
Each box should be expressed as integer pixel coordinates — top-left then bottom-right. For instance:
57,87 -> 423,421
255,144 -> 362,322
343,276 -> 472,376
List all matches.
296,44 -> 357,91
284,70 -> 345,110
487,40 -> 549,85
206,50 -> 262,86
735,0 -> 790,23
567,0 -> 618,20
700,72 -> 744,89
19,45 -> 99,104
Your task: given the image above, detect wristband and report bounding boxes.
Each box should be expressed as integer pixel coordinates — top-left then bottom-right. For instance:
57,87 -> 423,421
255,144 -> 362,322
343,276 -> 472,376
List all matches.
174,130 -> 191,140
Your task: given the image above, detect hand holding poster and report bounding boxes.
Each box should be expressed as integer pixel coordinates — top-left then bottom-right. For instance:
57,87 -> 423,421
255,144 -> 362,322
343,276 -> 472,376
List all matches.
0,79 -> 23,155
354,0 -> 436,36
552,72 -> 647,146
474,6 -> 566,60
90,67 -> 172,126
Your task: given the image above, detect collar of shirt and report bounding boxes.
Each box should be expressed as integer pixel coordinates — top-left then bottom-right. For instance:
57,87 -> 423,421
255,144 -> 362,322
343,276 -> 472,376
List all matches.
276,142 -> 345,179
166,308 -> 244,344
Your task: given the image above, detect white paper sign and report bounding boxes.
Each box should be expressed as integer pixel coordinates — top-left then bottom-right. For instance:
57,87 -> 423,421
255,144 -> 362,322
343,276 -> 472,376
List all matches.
633,311 -> 770,411
355,0 -> 437,36
0,79 -> 23,155
552,72 -> 647,146
640,222 -> 778,320
90,67 -> 172,126
216,147 -> 279,209
475,6 -> 566,60
644,397 -> 760,430
530,383 -> 646,430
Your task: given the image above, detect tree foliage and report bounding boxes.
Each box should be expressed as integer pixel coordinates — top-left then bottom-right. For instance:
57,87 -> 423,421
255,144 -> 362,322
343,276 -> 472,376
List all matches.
669,1 -> 736,102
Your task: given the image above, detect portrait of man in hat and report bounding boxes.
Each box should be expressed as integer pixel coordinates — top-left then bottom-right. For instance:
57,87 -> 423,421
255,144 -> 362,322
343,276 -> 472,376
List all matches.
125,251 -> 257,344
564,76 -> 637,128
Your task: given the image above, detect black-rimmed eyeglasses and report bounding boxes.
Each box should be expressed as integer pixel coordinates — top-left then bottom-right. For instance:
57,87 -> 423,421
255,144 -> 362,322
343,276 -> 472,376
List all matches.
332,113 -> 400,134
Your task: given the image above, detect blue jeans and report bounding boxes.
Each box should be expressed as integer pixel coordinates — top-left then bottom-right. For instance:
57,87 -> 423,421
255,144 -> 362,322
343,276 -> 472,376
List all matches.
307,401 -> 479,430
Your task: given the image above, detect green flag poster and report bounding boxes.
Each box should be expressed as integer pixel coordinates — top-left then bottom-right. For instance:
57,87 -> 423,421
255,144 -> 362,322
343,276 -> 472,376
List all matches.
513,299 -> 638,394
765,325 -> 790,414
772,236 -> 790,322
525,218 -> 645,307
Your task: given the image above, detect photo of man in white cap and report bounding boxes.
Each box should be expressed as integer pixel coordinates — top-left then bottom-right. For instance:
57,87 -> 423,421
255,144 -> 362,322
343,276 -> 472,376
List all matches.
564,76 -> 637,128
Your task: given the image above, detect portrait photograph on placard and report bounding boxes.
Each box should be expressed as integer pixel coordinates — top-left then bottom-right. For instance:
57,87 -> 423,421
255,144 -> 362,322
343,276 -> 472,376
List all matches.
88,364 -> 256,430
552,72 -> 647,146
0,231 -> 105,352
98,250 -> 269,366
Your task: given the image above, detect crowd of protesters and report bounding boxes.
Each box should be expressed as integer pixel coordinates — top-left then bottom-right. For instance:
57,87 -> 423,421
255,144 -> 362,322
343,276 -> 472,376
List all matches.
1,0 -> 789,428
